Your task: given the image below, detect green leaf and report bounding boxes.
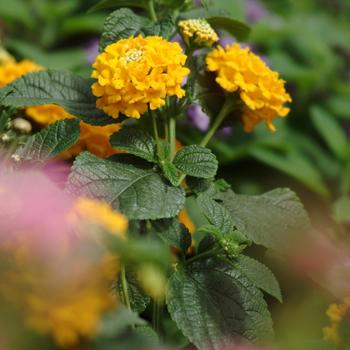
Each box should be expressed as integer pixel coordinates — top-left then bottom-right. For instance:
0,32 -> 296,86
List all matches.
67,152 -> 185,220
16,119 -> 80,161
110,127 -> 156,162
99,8 -> 150,51
0,70 -> 115,126
310,106 -> 348,160
152,218 -> 192,253
167,258 -> 274,349
141,16 -> 175,39
88,0 -> 147,13
333,196 -> 350,224
197,193 -> 233,235
174,145 -> 218,179
117,270 -> 150,313
234,255 -> 282,302
222,189 -> 311,250
207,17 -> 250,40
161,161 -> 181,186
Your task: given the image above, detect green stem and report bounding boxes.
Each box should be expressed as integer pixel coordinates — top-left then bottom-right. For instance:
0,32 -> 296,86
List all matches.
151,110 -> 161,155
169,116 -> 176,161
186,247 -> 221,265
200,98 -> 235,147
147,0 -> 157,22
120,265 -> 132,310
152,299 -> 162,333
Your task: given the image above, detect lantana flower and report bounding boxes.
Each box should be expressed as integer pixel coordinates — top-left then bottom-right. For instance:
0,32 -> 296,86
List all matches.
206,43 -> 292,132
91,35 -> 190,119
178,19 -> 219,47
0,59 -> 120,158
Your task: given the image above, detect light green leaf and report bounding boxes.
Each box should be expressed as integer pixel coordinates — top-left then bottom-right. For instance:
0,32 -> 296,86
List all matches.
0,70 -> 114,126
167,258 -> 274,349
16,119 -> 80,161
174,145 -> 218,179
310,106 -> 348,160
333,196 -> 350,224
234,255 -> 282,302
222,189 -> 311,250
88,0 -> 147,13
99,8 -> 150,51
152,218 -> 192,253
67,152 -> 185,220
161,161 -> 181,186
110,127 -> 156,162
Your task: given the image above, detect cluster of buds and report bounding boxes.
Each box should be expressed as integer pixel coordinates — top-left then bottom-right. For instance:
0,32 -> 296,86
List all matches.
178,18 -> 219,47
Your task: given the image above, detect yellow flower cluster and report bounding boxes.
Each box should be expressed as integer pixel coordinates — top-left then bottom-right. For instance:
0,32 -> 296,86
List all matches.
179,19 -> 219,47
206,44 -> 292,132
323,297 -> 350,346
69,197 -> 128,236
91,35 -> 190,119
0,59 -> 120,158
0,197 -> 128,348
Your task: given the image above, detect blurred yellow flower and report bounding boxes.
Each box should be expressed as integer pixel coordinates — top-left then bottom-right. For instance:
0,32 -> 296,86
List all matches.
179,209 -> 195,234
206,44 -> 292,132
69,197 -> 128,236
0,59 -> 120,158
179,19 -> 219,47
323,297 -> 350,347
91,35 -> 190,119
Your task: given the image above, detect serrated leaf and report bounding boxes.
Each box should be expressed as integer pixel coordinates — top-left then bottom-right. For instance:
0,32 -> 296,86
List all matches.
197,193 -> 233,235
0,70 -> 114,126
161,161 -> 181,186
152,218 -> 192,253
110,127 -> 156,162
167,258 -> 274,350
99,8 -> 150,51
88,0 -> 147,13
234,255 -> 282,302
141,16 -> 175,39
66,152 -> 185,220
117,270 -> 150,313
310,106 -> 348,160
222,189 -> 311,250
16,119 -> 80,161
174,145 -> 218,179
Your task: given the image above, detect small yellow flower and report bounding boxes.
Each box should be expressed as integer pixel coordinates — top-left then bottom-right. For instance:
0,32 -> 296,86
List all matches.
206,44 -> 292,132
91,35 -> 190,119
179,19 -> 219,47
69,197 -> 128,236
323,297 -> 350,347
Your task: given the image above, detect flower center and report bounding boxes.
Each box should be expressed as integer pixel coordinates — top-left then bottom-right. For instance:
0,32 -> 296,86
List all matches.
124,49 -> 143,63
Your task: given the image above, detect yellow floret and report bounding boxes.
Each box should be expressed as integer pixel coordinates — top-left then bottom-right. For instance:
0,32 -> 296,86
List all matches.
178,19 -> 219,47
206,44 -> 292,132
91,35 -> 190,119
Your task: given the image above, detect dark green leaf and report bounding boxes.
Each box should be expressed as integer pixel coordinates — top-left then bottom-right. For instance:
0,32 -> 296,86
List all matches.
222,189 -> 311,250
174,145 -> 218,179
117,271 -> 150,313
152,218 -> 192,253
67,152 -> 186,220
110,127 -> 156,163
167,258 -> 274,349
99,8 -> 150,51
207,17 -> 250,41
234,255 -> 282,302
0,70 -> 114,126
141,16 -> 175,39
197,193 -> 233,235
16,119 -> 80,161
